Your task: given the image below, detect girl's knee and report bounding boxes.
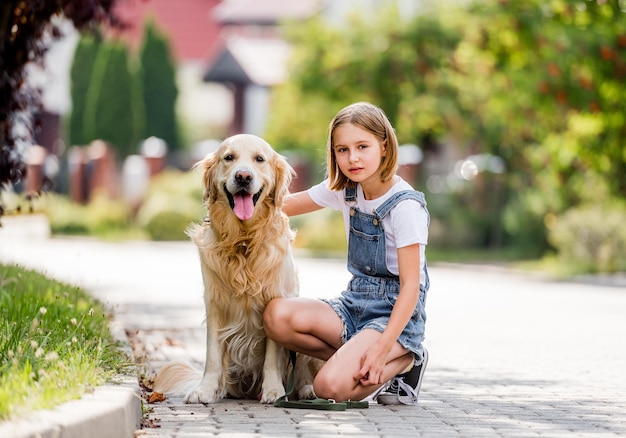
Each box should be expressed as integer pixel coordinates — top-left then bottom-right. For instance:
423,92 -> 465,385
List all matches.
313,366 -> 347,401
313,372 -> 335,401
263,298 -> 289,339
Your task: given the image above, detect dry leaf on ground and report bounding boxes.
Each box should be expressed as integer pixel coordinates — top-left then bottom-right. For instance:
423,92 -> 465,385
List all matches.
148,391 -> 166,403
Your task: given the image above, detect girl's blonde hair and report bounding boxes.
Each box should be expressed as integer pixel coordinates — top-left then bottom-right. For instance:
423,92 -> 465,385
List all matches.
326,102 -> 399,191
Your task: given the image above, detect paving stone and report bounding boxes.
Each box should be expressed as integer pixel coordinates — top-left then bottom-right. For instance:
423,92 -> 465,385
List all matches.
2,238 -> 625,437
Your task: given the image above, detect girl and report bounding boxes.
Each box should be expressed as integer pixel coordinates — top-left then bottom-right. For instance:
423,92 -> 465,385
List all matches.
263,102 -> 430,405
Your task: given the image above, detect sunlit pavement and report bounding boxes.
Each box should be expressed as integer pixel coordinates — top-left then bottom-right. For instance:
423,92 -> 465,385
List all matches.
1,231 -> 625,437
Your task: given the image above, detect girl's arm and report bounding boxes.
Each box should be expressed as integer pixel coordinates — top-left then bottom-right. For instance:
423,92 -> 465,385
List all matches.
378,243 -> 421,353
283,191 -> 322,217
356,243 -> 421,385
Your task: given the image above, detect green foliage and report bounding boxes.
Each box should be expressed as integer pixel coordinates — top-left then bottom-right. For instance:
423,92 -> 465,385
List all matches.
267,5 -> 463,162
0,264 -> 128,419
264,82 -> 334,163
65,19 -> 180,166
45,193 -> 132,238
290,209 -> 347,255
139,19 -> 180,151
502,191 -> 550,258
44,170 -> 203,241
266,0 -> 626,269
135,169 -> 204,241
462,0 -> 626,249
548,203 -> 626,273
82,40 -> 142,159
429,195 -> 493,249
142,210 -> 193,241
67,34 -> 102,146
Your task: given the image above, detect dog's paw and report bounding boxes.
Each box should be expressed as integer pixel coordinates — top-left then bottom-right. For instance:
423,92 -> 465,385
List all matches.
259,385 -> 285,404
184,385 -> 224,404
297,384 -> 317,401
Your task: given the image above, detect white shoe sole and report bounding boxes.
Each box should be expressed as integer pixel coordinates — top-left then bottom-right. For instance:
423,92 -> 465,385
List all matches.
376,348 -> 429,406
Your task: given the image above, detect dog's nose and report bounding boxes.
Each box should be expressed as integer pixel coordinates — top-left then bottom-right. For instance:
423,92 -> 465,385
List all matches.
235,169 -> 253,186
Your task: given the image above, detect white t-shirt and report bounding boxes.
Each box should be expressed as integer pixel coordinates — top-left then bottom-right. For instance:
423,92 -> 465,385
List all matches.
308,178 -> 429,284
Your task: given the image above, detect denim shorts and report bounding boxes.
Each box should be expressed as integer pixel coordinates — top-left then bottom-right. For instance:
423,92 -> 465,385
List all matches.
321,275 -> 427,362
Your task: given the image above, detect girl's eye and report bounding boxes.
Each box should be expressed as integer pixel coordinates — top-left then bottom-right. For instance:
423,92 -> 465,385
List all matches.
358,144 -> 368,149
336,147 -> 348,153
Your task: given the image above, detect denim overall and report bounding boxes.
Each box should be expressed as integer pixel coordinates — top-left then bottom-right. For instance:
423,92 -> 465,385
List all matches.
323,185 -> 430,361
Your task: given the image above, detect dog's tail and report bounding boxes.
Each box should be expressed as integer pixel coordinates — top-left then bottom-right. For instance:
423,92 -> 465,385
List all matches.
153,360 -> 203,395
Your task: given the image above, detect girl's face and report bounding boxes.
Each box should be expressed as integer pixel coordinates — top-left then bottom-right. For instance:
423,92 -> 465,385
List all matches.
332,123 -> 386,186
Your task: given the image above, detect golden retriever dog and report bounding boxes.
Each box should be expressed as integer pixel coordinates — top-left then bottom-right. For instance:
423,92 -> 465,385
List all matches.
154,134 -> 317,404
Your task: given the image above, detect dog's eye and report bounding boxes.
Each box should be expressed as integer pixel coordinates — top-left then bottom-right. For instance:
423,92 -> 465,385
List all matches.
255,155 -> 265,163
224,154 -> 234,161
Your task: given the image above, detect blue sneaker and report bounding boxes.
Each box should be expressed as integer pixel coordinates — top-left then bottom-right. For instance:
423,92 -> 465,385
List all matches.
373,348 -> 428,405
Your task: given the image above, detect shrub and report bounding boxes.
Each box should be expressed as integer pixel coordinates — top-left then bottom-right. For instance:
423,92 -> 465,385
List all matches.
502,192 -> 550,258
83,194 -> 131,235
548,203 -> 626,273
135,170 -> 204,241
142,169 -> 203,202
44,194 -> 88,235
45,193 -> 130,237
143,210 -> 194,241
290,209 -> 347,255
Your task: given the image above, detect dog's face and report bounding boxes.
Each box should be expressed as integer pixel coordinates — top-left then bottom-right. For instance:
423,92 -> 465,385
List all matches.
198,134 -> 294,221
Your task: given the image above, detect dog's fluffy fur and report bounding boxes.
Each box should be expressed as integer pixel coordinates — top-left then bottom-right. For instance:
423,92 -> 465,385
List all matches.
154,134 -> 318,404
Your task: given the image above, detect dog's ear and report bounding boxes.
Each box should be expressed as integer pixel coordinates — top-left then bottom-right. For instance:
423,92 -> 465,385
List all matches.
271,153 -> 296,207
193,152 -> 218,204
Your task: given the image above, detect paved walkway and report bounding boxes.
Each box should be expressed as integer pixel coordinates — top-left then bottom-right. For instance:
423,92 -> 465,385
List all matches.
1,229 -> 626,437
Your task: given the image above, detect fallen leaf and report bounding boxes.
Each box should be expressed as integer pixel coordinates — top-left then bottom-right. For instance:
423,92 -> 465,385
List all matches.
148,391 -> 166,403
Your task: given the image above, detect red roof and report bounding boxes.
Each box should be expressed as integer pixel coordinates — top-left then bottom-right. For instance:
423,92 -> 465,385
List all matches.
113,0 -> 223,62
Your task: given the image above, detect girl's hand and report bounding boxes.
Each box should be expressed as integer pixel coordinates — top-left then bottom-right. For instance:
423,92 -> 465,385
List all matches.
353,341 -> 390,386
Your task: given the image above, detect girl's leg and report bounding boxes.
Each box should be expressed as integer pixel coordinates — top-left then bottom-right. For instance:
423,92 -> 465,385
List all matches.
264,299 -> 412,402
263,297 -> 343,361
313,328 -> 412,402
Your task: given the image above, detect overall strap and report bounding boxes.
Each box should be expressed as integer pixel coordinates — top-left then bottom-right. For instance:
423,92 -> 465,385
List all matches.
344,185 -> 357,203
374,190 -> 427,221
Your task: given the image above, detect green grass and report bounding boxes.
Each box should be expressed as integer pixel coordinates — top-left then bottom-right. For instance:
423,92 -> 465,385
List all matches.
0,264 -> 129,420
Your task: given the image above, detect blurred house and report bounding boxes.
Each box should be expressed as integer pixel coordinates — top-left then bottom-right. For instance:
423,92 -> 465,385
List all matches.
115,0 -> 322,138
200,0 -> 419,136
204,0 -> 321,135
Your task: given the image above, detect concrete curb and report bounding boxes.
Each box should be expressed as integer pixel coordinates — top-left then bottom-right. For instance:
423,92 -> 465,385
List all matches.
0,377 -> 142,438
0,264 -> 144,438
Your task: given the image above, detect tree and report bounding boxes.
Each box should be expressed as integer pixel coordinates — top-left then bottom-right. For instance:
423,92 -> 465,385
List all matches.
67,33 -> 102,147
266,5 -> 462,162
139,19 -> 179,151
459,1 -> 626,251
267,1 -> 626,257
82,39 -> 142,159
0,0 -> 121,216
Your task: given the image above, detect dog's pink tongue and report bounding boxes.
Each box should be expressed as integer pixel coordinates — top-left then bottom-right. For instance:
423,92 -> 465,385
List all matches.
233,192 -> 254,220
